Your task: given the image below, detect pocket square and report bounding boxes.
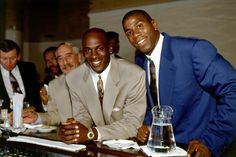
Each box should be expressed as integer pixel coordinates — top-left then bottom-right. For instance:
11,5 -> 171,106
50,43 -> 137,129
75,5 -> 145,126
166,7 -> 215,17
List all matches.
113,107 -> 121,112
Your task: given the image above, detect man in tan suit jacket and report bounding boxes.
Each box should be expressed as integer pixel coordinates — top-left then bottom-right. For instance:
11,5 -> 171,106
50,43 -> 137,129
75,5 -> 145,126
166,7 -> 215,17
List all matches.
22,42 -> 81,125
59,28 -> 146,143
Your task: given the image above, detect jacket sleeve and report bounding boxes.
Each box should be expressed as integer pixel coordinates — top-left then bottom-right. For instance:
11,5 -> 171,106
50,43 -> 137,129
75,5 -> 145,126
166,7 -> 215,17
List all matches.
192,39 -> 236,156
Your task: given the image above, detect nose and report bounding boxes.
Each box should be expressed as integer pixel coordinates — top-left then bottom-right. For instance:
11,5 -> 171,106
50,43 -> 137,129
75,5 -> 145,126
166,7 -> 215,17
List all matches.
91,49 -> 98,59
61,58 -> 68,65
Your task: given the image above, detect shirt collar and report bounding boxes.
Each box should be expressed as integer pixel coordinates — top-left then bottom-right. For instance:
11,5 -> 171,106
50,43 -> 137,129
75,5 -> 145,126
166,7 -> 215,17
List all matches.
146,33 -> 164,61
90,58 -> 111,80
0,64 -> 19,76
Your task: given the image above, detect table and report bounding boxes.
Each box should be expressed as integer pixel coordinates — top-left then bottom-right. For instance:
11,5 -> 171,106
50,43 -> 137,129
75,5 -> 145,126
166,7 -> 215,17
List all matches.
0,128 -> 147,157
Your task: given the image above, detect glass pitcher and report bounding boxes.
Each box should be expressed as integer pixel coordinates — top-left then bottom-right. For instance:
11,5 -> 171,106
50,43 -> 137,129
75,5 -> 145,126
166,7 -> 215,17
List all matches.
147,105 -> 176,153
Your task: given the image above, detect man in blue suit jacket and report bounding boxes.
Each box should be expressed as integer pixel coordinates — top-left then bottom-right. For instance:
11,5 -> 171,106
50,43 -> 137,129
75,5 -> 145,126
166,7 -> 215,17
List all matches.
122,10 -> 236,157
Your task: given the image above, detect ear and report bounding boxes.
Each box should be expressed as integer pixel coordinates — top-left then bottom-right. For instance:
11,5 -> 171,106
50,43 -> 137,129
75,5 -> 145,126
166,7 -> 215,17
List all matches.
151,19 -> 158,30
17,54 -> 22,61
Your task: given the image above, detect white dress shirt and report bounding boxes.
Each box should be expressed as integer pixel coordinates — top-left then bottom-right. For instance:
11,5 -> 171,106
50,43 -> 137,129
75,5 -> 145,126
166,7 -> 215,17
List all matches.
145,33 -> 164,107
90,59 -> 111,140
0,65 -> 26,99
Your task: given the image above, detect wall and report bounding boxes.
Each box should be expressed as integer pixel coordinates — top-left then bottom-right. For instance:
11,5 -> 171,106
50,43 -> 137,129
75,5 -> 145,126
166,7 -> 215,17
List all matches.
23,0 -> 236,80
89,0 -> 236,67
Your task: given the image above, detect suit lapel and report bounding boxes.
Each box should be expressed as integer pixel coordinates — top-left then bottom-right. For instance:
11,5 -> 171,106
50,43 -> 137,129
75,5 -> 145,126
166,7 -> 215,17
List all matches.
159,33 -> 176,106
103,58 -> 120,123
83,65 -> 106,126
0,69 -> 10,108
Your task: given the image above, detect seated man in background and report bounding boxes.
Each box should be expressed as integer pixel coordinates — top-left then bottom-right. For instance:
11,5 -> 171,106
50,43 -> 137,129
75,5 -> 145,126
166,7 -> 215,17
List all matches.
40,46 -> 62,108
107,31 -> 121,58
42,46 -> 62,85
59,27 -> 146,144
0,39 -> 43,112
22,42 -> 82,125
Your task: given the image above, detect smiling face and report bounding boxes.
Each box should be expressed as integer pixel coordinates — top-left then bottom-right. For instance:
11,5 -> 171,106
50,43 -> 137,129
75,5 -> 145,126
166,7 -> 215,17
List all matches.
55,44 -> 80,75
44,50 -> 61,75
82,28 -> 110,73
123,11 -> 159,55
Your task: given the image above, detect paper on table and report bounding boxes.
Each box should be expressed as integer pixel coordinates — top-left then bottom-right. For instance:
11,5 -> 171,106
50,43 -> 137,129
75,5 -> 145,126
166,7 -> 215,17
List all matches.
13,93 -> 24,128
140,145 -> 187,157
103,139 -> 140,150
8,135 -> 86,152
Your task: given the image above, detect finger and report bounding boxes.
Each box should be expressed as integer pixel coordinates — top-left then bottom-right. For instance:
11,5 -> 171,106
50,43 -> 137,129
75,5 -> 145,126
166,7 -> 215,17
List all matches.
65,138 -> 79,144
64,128 -> 80,136
188,144 -> 198,155
195,151 -> 202,157
137,132 -> 148,143
64,123 -> 79,130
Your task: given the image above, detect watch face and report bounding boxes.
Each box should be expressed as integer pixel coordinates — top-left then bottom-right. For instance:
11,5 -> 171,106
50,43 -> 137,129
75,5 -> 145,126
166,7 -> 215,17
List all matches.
87,128 -> 95,140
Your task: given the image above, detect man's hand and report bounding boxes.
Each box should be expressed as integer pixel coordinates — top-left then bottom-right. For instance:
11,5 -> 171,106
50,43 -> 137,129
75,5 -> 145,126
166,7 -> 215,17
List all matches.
22,109 -> 38,124
187,140 -> 212,157
137,125 -> 151,143
40,86 -> 48,105
59,118 -> 91,144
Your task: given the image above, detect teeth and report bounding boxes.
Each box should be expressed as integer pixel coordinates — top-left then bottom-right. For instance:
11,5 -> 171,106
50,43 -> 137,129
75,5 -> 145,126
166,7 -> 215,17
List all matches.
137,39 -> 145,45
92,61 -> 101,65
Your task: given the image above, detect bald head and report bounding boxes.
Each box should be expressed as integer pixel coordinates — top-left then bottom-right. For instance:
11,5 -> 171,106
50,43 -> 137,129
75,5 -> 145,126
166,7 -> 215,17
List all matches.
82,28 -> 108,46
82,27 -> 110,73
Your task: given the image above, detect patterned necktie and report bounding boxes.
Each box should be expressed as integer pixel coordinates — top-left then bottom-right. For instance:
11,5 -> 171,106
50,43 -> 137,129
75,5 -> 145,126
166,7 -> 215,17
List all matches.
97,75 -> 104,105
149,59 -> 159,108
9,71 -> 22,94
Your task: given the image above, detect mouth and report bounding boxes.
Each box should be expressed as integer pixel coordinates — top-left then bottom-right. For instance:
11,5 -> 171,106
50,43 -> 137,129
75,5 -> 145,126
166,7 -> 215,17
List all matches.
136,38 -> 146,47
90,60 -> 102,67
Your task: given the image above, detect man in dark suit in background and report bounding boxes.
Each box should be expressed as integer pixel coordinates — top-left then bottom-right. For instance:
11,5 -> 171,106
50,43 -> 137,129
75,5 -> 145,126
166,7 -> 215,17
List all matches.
0,39 -> 43,112
107,31 -> 122,59
42,46 -> 62,85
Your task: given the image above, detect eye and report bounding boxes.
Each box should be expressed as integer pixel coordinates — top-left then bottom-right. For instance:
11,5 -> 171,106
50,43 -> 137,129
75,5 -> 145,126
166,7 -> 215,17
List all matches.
83,48 -> 91,54
97,46 -> 104,52
125,30 -> 132,37
137,23 -> 143,29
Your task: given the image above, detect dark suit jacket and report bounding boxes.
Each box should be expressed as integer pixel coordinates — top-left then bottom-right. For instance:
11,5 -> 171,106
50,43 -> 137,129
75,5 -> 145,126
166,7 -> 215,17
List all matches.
135,33 -> 236,157
0,61 -> 43,112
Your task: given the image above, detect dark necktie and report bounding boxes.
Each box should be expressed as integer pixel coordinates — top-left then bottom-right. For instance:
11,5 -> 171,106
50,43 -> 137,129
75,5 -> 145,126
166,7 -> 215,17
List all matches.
97,75 -> 104,105
149,59 -> 159,108
9,71 -> 22,94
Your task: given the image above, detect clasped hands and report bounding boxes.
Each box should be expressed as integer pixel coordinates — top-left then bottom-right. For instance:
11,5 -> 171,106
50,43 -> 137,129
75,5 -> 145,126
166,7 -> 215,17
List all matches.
137,125 -> 212,157
59,118 -> 91,144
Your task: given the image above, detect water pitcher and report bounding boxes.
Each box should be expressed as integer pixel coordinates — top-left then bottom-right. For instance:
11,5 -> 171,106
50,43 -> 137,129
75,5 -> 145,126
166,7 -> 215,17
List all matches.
147,105 -> 176,152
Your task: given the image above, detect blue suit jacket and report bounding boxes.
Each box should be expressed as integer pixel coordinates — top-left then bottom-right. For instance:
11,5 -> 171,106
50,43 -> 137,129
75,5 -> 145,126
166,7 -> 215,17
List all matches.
135,33 -> 236,157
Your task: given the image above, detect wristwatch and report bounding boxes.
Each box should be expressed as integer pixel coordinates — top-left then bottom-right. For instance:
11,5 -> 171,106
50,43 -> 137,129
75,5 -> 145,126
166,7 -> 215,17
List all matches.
87,128 -> 95,140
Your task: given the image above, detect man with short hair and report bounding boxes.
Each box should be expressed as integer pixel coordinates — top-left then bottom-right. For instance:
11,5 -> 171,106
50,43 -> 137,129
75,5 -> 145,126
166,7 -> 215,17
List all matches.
23,42 -> 82,125
107,31 -> 121,58
122,9 -> 236,157
0,39 -> 43,112
59,28 -> 146,143
42,46 -> 62,85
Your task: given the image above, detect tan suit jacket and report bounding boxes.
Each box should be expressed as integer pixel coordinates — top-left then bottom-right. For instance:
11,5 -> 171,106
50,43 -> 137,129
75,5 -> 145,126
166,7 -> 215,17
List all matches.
40,75 -> 73,125
66,57 -> 147,140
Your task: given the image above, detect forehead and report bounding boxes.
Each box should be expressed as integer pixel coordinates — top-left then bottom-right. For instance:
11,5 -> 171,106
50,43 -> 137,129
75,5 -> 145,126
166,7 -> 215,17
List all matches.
124,14 -> 149,27
83,32 -> 106,47
56,45 -> 73,56
45,51 -> 55,57
0,49 -> 18,57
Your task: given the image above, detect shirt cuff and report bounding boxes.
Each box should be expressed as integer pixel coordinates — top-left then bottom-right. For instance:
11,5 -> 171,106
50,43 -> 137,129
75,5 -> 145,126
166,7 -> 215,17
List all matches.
94,127 -> 101,141
32,113 -> 42,125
